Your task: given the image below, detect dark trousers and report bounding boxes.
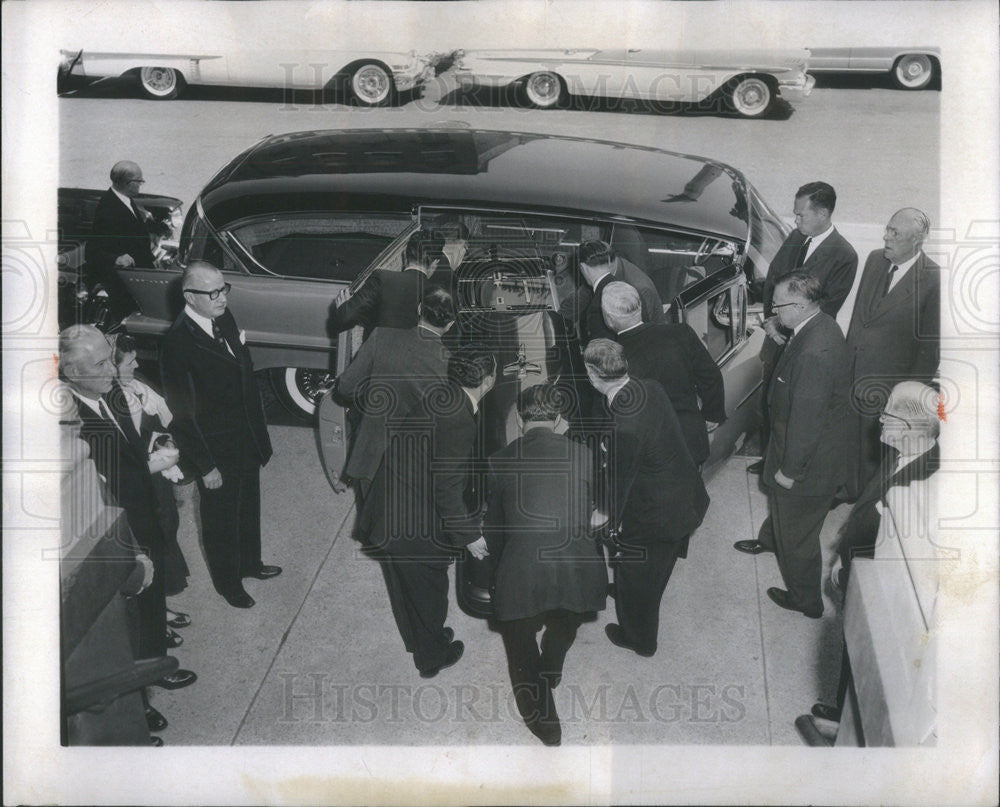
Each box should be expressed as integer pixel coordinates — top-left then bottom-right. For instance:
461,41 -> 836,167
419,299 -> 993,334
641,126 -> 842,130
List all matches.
612,537 -> 686,654
759,489 -> 832,613
499,610 -> 582,724
198,439 -> 263,596
381,557 -> 451,672
131,539 -> 167,659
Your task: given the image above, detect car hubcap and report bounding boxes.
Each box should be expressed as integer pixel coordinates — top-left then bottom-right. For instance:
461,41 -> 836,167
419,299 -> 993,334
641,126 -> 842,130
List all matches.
285,368 -> 332,414
141,67 -> 175,93
354,66 -> 389,103
732,78 -> 770,115
527,73 -> 559,105
897,55 -> 932,87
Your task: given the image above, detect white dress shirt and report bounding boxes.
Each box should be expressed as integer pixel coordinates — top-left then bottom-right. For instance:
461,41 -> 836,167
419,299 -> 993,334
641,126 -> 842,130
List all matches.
886,252 -> 921,295
803,224 -> 835,262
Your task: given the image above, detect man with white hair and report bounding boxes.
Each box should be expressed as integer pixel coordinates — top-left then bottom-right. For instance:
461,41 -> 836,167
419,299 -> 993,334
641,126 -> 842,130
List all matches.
831,379 -> 941,590
60,324 -> 197,701
846,207 -> 940,496
602,281 -> 726,467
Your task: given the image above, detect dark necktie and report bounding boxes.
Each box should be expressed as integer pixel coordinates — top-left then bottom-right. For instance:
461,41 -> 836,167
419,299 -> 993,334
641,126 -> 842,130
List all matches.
211,318 -> 227,349
795,237 -> 812,268
879,264 -> 899,299
131,200 -> 143,220
101,394 -> 144,455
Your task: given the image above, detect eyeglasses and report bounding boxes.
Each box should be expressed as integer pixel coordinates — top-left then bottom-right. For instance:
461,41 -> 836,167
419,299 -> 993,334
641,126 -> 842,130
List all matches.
771,301 -> 800,310
184,283 -> 231,300
879,411 -> 914,428
127,178 -> 146,186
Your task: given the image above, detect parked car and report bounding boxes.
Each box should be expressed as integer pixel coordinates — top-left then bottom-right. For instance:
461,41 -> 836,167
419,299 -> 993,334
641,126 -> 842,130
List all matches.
452,48 -> 814,117
57,187 -> 183,330
58,48 -> 435,106
808,47 -> 940,90
118,126 -> 786,465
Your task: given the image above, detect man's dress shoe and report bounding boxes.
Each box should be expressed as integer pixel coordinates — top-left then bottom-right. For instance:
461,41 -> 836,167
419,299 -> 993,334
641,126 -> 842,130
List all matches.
245,564 -> 282,580
605,623 -> 655,657
223,589 -> 255,608
145,705 -> 168,732
442,627 -> 454,642
794,714 -> 834,746
812,702 -> 841,722
154,669 -> 198,690
733,540 -> 774,555
165,610 -> 191,629
526,715 -> 562,746
746,459 -> 765,475
149,735 -> 164,747
766,587 -> 823,619
165,627 -> 184,649
419,640 -> 464,678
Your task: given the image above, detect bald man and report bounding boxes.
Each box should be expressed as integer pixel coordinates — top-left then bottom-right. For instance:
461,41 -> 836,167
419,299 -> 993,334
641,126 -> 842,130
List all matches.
845,207 -> 940,496
159,262 -> 278,608
85,161 -> 157,317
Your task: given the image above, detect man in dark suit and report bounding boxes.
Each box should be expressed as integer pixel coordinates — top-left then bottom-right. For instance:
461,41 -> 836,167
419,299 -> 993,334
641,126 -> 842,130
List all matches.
329,230 -> 445,339
748,181 -> 858,475
485,383 -> 608,746
573,239 -> 664,344
736,272 -> 851,618
845,208 -> 940,496
85,161 -> 158,318
159,262 -> 278,609
798,380 -> 941,744
584,339 -> 709,657
602,281 -> 726,467
59,325 -> 196,701
332,286 -> 456,507
361,344 -> 494,677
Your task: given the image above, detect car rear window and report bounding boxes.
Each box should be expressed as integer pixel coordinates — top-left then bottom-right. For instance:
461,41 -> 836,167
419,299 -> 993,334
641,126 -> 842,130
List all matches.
228,214 -> 411,282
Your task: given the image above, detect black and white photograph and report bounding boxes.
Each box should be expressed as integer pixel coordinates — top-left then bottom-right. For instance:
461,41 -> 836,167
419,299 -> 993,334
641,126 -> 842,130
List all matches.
3,0 -> 998,804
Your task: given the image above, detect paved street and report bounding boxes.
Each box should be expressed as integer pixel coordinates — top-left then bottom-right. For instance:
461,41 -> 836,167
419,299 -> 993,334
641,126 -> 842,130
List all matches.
60,75 -> 930,745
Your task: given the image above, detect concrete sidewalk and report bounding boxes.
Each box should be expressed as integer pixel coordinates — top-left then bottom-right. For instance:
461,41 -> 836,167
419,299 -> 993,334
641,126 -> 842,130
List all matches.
152,425 -> 847,746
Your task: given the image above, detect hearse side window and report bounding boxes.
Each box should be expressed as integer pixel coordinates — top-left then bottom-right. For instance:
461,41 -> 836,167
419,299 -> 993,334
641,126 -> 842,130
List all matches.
228,214 -> 411,282
684,286 -> 737,363
610,223 -> 738,308
185,215 -> 231,271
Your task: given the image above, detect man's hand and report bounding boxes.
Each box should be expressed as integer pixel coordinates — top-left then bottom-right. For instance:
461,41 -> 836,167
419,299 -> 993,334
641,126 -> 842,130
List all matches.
331,474 -> 348,494
203,467 -> 223,489
762,316 -> 788,345
466,536 -> 489,560
334,287 -> 351,307
115,254 -> 136,268
705,420 -> 720,433
136,552 -> 155,593
774,469 -> 795,489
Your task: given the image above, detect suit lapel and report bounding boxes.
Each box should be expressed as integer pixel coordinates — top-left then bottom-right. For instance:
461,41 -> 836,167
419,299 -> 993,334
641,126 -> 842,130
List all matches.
869,254 -> 918,322
184,314 -> 239,364
769,314 -> 820,401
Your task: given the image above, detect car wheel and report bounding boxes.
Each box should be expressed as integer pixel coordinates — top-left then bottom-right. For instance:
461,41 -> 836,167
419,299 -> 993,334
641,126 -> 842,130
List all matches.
521,71 -> 566,109
727,76 -> 773,118
350,63 -> 394,106
892,54 -> 935,90
271,367 -> 334,420
139,66 -> 184,100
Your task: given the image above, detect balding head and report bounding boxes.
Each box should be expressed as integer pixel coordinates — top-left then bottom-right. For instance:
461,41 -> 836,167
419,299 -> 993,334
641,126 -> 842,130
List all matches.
880,380 -> 940,448
884,207 -> 930,264
182,261 -> 229,319
59,324 -> 115,397
110,161 -> 144,196
601,281 -> 643,333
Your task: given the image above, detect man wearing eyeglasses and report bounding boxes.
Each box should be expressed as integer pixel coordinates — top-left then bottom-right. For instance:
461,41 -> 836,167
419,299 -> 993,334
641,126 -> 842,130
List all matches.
735,271 -> 851,619
85,161 -> 157,318
160,262 -> 279,608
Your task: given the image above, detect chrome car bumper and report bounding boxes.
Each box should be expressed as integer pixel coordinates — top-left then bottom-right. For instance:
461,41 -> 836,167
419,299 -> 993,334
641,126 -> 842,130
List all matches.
392,61 -> 435,92
778,73 -> 816,102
